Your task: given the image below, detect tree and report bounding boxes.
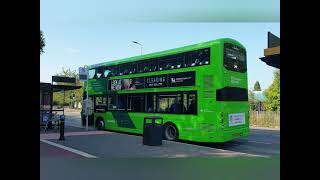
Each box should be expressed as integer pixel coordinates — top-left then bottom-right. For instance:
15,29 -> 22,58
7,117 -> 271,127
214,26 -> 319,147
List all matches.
264,70 -> 280,111
248,90 -> 257,111
53,67 -> 83,108
40,30 -> 45,54
254,81 -> 262,91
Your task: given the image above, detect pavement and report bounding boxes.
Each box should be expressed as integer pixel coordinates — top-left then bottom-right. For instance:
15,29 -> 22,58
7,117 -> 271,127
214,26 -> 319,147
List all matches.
40,111 -> 280,158
40,141 -> 83,158
42,130 -> 263,158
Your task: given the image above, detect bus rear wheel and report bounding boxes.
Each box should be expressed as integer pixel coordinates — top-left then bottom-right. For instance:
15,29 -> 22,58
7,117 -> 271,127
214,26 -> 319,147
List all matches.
96,118 -> 105,130
163,123 -> 179,141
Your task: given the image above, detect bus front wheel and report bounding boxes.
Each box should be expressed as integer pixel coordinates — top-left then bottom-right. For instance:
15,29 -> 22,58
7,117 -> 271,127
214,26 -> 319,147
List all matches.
96,117 -> 105,130
163,123 -> 179,141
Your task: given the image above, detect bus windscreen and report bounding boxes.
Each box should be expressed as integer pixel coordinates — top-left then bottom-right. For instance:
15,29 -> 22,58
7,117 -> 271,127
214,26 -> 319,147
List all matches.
224,43 -> 247,72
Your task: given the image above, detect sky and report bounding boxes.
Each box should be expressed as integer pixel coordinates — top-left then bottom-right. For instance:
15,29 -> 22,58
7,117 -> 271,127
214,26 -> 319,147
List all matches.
40,0 -> 280,91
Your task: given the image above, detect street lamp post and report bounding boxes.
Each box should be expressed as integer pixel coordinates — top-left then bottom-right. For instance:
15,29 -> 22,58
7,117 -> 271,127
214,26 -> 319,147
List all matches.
132,41 -> 143,55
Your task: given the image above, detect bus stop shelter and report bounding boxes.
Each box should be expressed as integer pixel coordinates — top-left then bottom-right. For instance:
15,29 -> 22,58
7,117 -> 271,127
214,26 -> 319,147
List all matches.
40,76 -> 82,115
260,32 -> 280,69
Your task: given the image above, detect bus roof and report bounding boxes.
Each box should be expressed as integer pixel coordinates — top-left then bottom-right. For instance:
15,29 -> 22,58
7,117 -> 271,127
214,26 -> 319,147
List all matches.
89,38 -> 244,69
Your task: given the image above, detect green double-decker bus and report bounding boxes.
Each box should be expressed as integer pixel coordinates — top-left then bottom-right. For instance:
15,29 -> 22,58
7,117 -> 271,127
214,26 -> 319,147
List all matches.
82,38 -> 249,142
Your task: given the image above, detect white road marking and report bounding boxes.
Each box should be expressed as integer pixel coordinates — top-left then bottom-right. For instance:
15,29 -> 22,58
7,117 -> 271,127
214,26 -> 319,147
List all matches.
40,139 -> 97,158
248,141 -> 272,145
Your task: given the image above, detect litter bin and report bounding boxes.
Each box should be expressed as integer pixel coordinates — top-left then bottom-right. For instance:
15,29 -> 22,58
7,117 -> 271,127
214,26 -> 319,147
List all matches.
143,116 -> 163,146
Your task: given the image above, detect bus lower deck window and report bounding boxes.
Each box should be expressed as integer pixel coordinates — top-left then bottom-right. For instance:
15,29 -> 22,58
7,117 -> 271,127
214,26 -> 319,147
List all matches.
157,94 -> 183,114
183,93 -> 196,114
108,95 -> 117,110
146,94 -> 156,112
127,94 -> 144,112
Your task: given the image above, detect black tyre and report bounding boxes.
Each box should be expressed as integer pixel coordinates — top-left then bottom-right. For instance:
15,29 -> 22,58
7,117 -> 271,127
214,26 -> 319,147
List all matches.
163,123 -> 179,141
96,117 -> 105,130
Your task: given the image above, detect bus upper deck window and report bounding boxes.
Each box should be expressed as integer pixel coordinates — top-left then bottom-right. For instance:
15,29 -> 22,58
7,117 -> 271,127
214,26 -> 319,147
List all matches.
176,57 -> 184,68
159,58 -> 168,70
96,68 -> 104,78
110,66 -> 119,76
104,69 -> 111,77
146,61 -> 158,72
88,69 -> 96,79
201,56 -> 210,65
121,63 -> 133,75
204,57 -> 209,65
191,59 -> 200,66
168,56 -> 175,69
191,51 -> 200,66
125,66 -> 129,75
203,48 -> 210,64
198,55 -> 203,65
118,65 -> 124,75
137,61 -> 145,73
128,63 -> 137,74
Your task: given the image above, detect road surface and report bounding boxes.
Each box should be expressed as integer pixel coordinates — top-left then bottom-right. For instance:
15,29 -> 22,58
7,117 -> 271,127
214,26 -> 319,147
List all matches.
62,111 -> 280,157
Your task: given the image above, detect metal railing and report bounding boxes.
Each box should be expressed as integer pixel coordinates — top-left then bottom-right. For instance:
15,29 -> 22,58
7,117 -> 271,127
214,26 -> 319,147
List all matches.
40,111 -> 61,132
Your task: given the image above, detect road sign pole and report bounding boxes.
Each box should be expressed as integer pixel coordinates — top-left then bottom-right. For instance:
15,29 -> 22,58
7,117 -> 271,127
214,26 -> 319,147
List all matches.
85,65 -> 89,131
63,90 -> 65,116
79,66 -> 89,131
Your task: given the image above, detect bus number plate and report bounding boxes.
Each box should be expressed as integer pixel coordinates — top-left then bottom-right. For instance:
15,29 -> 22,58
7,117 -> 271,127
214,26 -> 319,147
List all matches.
228,113 -> 245,126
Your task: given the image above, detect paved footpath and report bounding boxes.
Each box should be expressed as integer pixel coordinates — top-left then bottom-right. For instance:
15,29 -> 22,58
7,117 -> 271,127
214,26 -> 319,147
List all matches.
40,130 -> 109,140
40,141 -> 83,158
40,126 -> 107,158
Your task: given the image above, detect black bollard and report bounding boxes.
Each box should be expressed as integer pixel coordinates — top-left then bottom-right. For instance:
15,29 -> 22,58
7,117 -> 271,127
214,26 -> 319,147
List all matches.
59,115 -> 65,141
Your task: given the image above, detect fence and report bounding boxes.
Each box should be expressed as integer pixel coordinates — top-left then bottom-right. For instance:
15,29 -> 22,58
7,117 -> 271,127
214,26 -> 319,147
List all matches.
249,111 -> 280,128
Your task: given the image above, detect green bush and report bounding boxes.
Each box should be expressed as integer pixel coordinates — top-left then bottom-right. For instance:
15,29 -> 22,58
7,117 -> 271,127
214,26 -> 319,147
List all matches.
52,101 -> 59,106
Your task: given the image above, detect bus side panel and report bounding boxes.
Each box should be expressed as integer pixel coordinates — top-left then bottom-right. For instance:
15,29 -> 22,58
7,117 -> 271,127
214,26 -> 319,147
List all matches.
101,112 -> 141,134
96,111 -> 198,140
